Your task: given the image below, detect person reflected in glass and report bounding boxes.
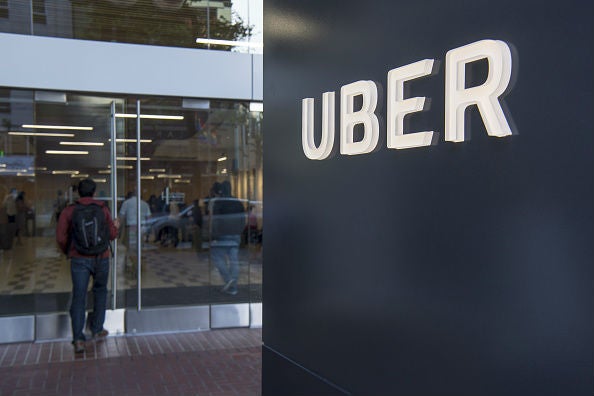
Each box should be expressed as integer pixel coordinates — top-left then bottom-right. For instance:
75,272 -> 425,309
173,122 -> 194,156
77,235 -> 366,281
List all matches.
15,191 -> 31,239
209,181 -> 246,296
52,189 -> 67,224
3,188 -> 18,243
191,198 -> 203,251
119,190 -> 151,273
3,188 -> 17,219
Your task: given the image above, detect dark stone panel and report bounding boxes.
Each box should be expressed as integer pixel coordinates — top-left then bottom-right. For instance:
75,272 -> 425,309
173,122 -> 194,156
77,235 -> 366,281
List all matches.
262,346 -> 350,396
263,0 -> 593,394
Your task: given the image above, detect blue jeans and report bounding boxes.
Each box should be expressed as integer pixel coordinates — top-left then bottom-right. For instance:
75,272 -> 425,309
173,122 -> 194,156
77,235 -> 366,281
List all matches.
70,257 -> 109,342
210,235 -> 240,285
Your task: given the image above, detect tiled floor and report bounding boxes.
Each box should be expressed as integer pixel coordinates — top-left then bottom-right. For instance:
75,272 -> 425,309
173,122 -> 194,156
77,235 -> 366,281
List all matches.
0,236 -> 262,295
0,328 -> 262,396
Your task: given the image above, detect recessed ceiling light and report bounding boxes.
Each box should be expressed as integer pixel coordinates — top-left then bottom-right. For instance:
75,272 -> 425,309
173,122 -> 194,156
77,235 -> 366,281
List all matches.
157,174 -> 182,178
22,124 -> 93,130
114,113 -> 184,120
46,150 -> 89,155
60,141 -> 104,146
110,139 -> 153,143
52,170 -> 80,175
9,132 -> 75,137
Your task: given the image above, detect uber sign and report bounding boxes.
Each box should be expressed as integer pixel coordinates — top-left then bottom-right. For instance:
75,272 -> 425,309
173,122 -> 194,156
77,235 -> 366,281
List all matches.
302,39 -> 514,160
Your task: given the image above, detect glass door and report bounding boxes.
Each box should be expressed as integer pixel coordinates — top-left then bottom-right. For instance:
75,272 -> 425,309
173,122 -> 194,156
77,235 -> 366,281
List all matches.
0,89 -> 263,334
111,97 -> 263,311
0,90 -> 122,318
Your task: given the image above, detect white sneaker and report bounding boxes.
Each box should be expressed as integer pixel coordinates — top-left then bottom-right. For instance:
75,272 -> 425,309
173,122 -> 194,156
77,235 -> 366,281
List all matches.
221,279 -> 235,292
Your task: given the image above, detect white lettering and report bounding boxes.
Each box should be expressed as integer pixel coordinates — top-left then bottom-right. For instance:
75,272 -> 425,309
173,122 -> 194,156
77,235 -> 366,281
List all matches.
445,39 -> 512,142
340,80 -> 380,155
387,59 -> 435,149
302,92 -> 335,160
301,39 -> 515,160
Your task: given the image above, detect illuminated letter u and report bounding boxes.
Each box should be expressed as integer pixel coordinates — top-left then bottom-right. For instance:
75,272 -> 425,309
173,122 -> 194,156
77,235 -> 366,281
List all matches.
302,92 -> 335,160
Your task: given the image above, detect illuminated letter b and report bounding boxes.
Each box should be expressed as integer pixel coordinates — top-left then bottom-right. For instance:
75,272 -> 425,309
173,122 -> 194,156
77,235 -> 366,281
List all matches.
340,81 -> 380,155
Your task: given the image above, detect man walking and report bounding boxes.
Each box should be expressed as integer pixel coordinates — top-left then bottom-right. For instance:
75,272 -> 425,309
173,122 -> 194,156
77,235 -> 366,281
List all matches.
56,179 -> 120,353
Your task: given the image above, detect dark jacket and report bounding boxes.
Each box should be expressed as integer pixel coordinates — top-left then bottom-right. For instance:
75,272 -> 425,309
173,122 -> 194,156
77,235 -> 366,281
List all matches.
210,197 -> 247,238
56,197 -> 119,258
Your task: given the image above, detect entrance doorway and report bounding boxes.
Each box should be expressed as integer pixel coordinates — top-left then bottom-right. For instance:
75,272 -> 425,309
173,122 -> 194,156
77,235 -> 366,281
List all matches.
0,90 -> 263,342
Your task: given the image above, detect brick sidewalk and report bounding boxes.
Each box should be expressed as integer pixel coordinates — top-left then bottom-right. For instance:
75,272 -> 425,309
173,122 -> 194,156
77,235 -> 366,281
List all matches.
0,328 -> 262,396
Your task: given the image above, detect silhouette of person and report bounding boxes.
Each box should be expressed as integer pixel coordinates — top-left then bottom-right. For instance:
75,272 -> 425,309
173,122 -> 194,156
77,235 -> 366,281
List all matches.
209,181 -> 246,295
119,190 -> 151,270
15,191 -> 30,240
56,179 -> 120,353
3,187 -> 17,224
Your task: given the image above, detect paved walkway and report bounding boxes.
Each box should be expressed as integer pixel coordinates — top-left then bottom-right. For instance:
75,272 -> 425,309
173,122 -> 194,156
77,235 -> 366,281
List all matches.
0,328 -> 262,396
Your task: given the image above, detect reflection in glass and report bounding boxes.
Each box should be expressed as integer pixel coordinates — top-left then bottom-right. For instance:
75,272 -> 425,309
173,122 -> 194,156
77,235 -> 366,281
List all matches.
0,90 -> 116,317
0,1 -> 262,53
0,90 -> 263,320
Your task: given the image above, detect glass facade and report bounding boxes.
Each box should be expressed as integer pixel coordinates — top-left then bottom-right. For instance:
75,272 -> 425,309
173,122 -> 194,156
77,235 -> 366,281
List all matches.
0,89 -> 263,318
0,0 -> 262,53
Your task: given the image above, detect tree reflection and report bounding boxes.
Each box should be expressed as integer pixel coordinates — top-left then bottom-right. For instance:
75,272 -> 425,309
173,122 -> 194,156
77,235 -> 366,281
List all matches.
73,0 -> 253,50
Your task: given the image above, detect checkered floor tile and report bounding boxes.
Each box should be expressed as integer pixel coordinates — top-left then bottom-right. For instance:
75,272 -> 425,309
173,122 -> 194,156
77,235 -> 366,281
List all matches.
0,236 -> 262,295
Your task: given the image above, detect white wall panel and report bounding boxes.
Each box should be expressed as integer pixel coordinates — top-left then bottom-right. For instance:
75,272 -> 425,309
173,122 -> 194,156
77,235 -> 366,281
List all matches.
0,33 -> 258,100
252,54 -> 263,100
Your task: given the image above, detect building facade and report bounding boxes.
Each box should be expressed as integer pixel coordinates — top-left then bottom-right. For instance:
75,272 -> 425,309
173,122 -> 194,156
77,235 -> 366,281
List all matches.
263,0 -> 592,394
0,0 -> 263,343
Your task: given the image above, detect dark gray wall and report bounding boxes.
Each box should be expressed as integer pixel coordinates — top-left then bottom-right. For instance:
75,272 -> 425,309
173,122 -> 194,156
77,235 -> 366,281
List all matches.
263,1 -> 593,395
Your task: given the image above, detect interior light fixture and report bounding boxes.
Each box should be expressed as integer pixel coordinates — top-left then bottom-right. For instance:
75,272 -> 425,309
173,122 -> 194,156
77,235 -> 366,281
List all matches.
217,156 -> 227,162
157,174 -> 182,179
149,168 -> 166,172
98,170 -> 111,174
22,124 -> 93,131
117,157 -> 151,161
141,175 -> 155,180
52,170 -> 80,175
174,179 -> 191,184
249,102 -> 264,112
17,172 -> 34,177
114,113 -> 184,120
29,166 -> 47,171
60,141 -> 104,146
195,38 -> 263,48
71,174 -> 90,178
117,165 -> 134,169
93,178 -> 107,183
110,139 -> 153,143
46,150 -> 89,155
139,114 -> 184,120
9,131 -> 75,137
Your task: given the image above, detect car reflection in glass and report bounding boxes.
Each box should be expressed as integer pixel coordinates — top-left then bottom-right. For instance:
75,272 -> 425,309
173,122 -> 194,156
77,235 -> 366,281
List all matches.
146,199 -> 262,249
